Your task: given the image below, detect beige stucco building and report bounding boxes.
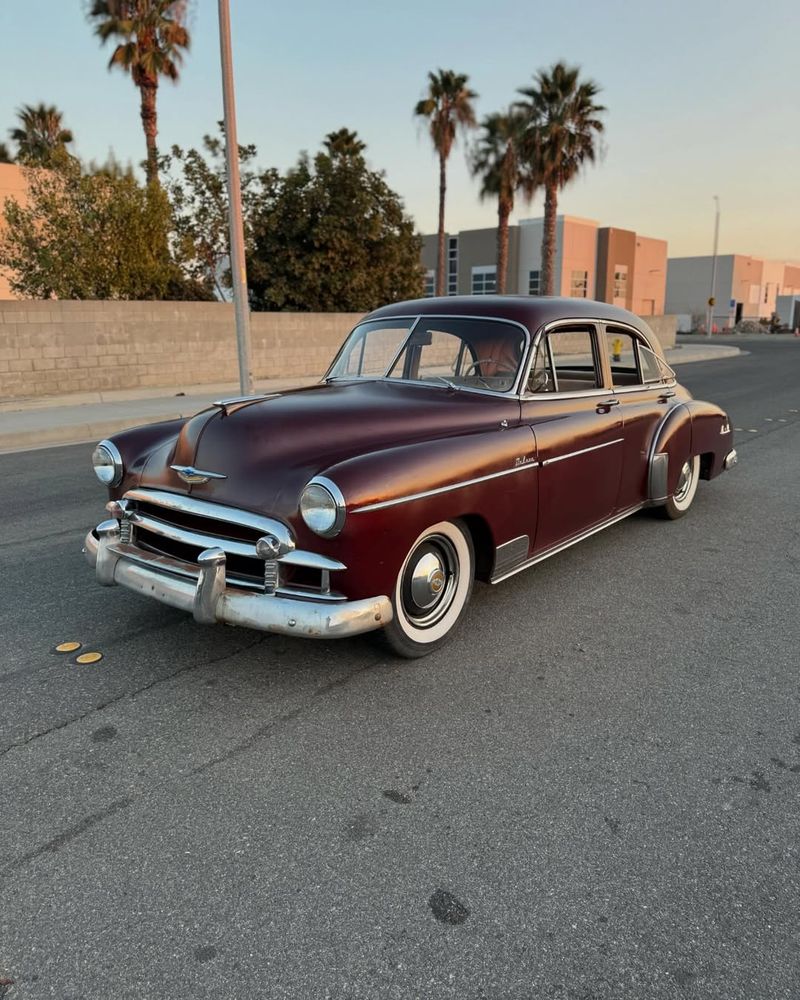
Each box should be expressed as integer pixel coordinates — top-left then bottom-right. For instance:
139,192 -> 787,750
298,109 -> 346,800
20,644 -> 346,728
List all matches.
0,163 -> 28,299
421,215 -> 667,313
666,254 -> 800,330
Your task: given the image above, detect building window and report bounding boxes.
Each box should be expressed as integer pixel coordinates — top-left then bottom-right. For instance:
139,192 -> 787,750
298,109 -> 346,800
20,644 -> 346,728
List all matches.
424,269 -> 435,296
471,266 -> 496,295
528,270 -> 541,296
613,265 -> 628,300
448,236 -> 458,295
570,270 -> 588,298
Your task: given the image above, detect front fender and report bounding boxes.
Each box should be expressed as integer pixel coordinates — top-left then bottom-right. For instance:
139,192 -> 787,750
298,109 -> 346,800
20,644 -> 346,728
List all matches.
316,426 -> 538,598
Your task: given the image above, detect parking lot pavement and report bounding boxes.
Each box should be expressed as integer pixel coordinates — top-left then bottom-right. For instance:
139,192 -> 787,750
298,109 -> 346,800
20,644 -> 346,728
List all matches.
1,340 -> 798,999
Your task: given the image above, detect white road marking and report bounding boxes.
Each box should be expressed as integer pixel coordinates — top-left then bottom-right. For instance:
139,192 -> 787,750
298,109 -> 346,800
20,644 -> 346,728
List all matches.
747,429 -> 758,433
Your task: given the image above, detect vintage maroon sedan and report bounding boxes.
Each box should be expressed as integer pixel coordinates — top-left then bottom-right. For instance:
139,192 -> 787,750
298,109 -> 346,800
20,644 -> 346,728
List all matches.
84,297 -> 736,657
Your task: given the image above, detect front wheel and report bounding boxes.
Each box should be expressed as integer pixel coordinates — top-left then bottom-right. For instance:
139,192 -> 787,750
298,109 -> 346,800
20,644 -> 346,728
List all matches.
382,520 -> 474,658
660,454 -> 700,520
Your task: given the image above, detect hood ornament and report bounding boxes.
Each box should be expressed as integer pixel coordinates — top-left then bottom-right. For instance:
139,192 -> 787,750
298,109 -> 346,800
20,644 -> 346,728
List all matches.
170,465 -> 227,485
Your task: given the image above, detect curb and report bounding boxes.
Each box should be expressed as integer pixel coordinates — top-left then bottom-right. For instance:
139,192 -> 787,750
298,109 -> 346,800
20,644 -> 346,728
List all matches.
0,411 -> 183,455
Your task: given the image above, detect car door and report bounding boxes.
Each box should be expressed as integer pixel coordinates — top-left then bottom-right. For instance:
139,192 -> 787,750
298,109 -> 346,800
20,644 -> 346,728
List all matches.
521,321 -> 624,554
602,323 -> 678,511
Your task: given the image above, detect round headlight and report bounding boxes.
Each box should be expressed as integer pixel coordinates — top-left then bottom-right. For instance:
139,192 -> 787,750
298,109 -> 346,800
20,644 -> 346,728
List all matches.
299,478 -> 345,538
92,439 -> 123,487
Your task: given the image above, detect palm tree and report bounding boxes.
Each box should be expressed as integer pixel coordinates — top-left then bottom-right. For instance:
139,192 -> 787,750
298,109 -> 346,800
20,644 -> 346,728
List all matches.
415,69 -> 477,296
9,104 -> 73,165
516,62 -> 605,296
89,0 -> 190,185
470,109 -> 534,294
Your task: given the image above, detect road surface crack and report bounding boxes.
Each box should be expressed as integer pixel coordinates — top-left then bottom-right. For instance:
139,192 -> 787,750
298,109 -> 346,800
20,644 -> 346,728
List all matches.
0,638 -> 265,758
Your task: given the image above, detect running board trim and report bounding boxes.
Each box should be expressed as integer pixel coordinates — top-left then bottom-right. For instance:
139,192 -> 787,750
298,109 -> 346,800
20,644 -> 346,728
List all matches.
490,503 -> 645,584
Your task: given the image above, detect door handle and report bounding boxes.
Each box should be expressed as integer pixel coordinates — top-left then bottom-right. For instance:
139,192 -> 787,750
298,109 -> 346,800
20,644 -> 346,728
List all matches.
658,389 -> 676,400
597,398 -> 620,411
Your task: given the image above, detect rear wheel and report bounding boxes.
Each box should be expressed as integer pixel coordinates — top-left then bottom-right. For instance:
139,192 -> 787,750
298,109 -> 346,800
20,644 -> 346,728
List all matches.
383,520 -> 474,658
660,454 -> 700,519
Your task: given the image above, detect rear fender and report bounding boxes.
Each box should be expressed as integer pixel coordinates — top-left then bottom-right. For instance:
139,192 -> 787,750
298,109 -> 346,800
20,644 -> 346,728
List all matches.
647,404 -> 692,503
684,400 -> 733,480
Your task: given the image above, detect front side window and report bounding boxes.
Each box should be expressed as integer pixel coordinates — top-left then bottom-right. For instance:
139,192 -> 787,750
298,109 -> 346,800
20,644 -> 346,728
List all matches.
527,326 -> 601,393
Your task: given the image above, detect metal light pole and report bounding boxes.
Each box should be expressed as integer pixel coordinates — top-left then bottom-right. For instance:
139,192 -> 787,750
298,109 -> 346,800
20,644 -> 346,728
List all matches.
218,0 -> 253,394
706,195 -> 720,338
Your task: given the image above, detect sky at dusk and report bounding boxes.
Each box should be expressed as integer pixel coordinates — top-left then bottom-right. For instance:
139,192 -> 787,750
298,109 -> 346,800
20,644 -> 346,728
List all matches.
1,0 -> 798,260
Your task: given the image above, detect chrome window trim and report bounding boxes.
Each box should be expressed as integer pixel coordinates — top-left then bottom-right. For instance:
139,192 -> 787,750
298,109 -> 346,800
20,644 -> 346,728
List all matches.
540,437 -> 624,467
326,314 -> 531,398
352,461 -> 538,514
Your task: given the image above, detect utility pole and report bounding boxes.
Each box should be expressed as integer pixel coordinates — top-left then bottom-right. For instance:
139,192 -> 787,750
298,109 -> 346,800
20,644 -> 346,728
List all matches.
706,195 -> 720,338
218,0 -> 253,394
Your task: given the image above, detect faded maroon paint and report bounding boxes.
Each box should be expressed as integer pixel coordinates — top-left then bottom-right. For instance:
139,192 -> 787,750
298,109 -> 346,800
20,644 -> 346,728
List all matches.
102,296 -> 733,605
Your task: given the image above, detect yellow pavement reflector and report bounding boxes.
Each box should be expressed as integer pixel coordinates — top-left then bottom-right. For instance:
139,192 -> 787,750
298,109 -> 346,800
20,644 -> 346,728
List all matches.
54,641 -> 82,654
74,651 -> 103,665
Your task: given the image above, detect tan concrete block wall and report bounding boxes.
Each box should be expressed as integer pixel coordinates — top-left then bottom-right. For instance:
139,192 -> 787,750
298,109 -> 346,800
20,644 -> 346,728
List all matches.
0,301 -> 364,400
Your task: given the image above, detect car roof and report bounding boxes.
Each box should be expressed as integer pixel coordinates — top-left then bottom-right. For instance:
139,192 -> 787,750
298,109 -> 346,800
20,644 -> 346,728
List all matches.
366,295 -> 654,339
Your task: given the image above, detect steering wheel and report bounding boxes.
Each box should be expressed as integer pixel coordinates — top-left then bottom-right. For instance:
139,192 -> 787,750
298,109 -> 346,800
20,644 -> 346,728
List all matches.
528,369 -> 551,393
461,358 -> 518,388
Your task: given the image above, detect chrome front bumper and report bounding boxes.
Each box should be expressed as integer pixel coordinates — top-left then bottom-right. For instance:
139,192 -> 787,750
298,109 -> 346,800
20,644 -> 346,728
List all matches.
83,521 -> 392,639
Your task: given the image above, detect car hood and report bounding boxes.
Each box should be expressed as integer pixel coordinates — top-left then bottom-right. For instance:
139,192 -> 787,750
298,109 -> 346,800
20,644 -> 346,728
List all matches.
139,380 -> 518,520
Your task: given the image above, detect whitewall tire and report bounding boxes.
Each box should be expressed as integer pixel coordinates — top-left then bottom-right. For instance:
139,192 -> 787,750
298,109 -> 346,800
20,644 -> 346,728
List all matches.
383,520 -> 474,658
661,454 -> 700,520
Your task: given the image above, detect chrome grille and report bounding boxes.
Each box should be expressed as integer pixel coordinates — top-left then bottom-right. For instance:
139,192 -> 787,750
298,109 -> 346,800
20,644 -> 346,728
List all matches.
119,487 -> 346,600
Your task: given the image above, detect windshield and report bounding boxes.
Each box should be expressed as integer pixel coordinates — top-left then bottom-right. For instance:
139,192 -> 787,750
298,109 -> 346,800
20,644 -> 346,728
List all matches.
327,316 -> 527,393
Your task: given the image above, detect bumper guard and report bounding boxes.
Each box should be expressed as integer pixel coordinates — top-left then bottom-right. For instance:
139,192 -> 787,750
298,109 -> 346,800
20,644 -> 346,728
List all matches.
83,522 -> 391,639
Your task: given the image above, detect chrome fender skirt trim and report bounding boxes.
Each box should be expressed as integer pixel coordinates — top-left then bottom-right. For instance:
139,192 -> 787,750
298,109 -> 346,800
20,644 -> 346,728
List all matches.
84,529 -> 390,639
648,452 -> 669,503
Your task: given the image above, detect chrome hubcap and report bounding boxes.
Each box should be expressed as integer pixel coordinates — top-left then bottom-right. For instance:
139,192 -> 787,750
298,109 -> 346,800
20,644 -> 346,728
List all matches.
402,536 -> 459,627
674,460 -> 693,502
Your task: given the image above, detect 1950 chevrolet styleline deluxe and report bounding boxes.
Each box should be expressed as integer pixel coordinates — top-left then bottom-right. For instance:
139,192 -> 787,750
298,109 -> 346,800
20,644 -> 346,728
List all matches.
84,296 -> 737,657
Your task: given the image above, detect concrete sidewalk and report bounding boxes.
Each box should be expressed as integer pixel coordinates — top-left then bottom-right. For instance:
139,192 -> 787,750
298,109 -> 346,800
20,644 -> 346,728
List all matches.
0,343 -> 742,454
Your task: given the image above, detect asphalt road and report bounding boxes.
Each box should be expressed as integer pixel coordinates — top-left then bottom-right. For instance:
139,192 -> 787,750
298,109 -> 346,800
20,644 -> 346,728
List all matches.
1,337 -> 799,1000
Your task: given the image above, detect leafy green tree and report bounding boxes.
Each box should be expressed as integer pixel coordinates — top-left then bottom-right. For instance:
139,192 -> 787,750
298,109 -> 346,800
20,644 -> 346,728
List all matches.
248,129 -> 423,312
471,109 -> 533,294
415,70 -> 477,295
89,0 -> 190,185
0,159 -> 185,299
9,103 -> 73,165
161,125 -> 259,299
0,143 -> 15,164
516,62 -> 605,296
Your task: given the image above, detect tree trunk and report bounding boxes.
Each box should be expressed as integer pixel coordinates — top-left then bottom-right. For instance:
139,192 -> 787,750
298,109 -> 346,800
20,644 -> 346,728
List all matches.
496,198 -> 510,294
436,152 -> 447,296
139,81 -> 159,185
541,181 -> 558,296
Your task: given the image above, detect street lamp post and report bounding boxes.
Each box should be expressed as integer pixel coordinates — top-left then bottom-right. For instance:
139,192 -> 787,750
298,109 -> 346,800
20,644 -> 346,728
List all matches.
706,195 -> 720,338
218,0 -> 253,394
